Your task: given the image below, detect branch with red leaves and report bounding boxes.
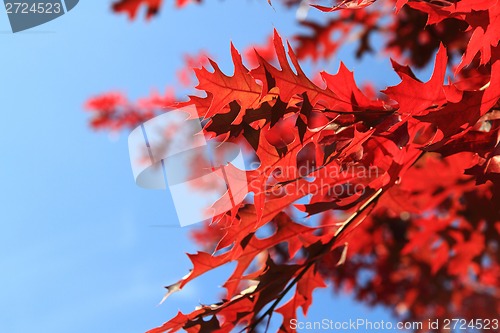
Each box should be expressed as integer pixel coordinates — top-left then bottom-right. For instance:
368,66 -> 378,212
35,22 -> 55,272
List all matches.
87,1 -> 500,332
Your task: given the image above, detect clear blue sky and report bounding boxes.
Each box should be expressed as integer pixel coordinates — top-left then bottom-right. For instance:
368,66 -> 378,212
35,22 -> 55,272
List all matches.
0,2 -> 415,332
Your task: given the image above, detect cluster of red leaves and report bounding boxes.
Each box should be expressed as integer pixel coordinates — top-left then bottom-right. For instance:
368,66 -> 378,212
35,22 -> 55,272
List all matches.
89,0 -> 500,332
110,0 -> 296,19
111,0 -> 201,19
320,152 -> 500,330
108,0 -> 474,71
293,2 -> 472,69
85,90 -> 175,131
85,51 -> 210,131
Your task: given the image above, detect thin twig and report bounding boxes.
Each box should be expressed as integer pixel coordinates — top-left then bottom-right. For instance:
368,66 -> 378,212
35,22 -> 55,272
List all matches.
245,188 -> 384,332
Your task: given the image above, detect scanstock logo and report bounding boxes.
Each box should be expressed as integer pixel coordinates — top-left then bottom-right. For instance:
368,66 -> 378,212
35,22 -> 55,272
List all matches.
3,1 -> 79,32
128,106 -> 249,227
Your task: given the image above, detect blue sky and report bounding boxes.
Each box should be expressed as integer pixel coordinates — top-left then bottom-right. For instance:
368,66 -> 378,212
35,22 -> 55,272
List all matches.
0,2 -> 410,332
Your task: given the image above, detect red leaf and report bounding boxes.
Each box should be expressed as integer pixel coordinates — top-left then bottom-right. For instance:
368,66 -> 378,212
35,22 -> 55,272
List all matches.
194,44 -> 262,118
112,0 -> 162,19
384,44 -> 448,117
312,0 -> 376,12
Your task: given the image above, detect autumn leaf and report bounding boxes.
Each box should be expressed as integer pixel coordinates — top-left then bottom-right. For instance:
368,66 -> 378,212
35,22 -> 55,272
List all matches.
112,0 -> 162,19
383,44 -> 447,117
